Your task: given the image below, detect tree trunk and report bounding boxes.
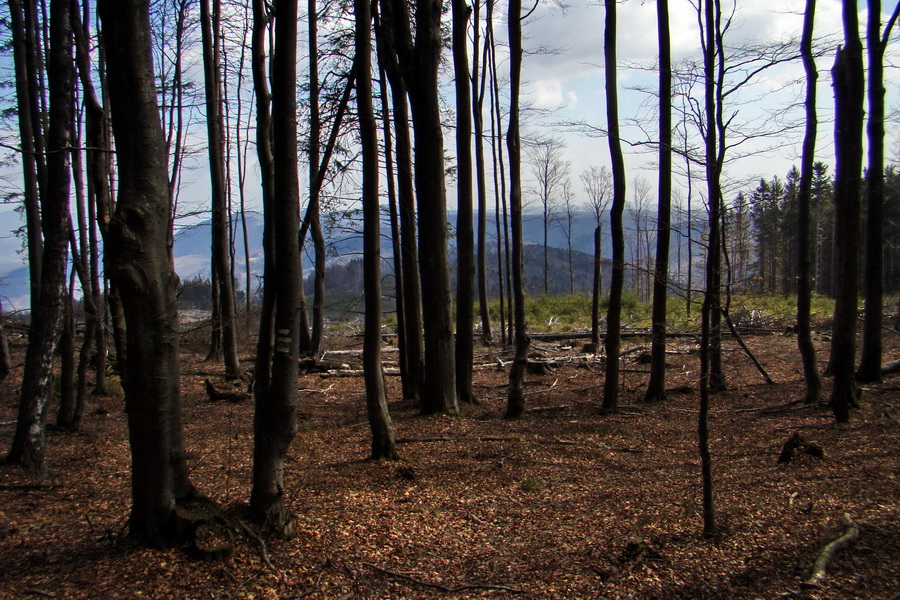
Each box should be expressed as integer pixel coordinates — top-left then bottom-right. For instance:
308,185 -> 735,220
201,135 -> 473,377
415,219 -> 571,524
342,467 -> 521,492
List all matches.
858,0 -> 894,382
201,0 -> 241,379
473,0 -> 492,344
0,299 -> 10,383
308,0 -> 326,360
98,0 -> 197,544
251,0 -> 302,536
385,0 -> 457,415
644,0 -> 672,404
829,0 -> 865,423
7,0 -> 43,314
602,0 -> 627,413
378,62 -> 409,399
71,5 -> 109,396
357,0 -> 397,459
591,225 -> 602,349
453,0 -> 475,405
505,0 -> 528,419
374,1 -> 424,403
7,0 -> 72,475
797,0 -> 823,404
698,0 -> 718,537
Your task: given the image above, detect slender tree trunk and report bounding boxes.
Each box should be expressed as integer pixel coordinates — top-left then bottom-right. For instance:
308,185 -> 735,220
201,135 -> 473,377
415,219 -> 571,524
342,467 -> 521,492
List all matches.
699,0 -> 719,536
453,0 -> 475,405
308,0 -> 326,360
505,0 -> 528,419
486,3 -> 506,346
489,64 -> 507,346
644,0 -> 672,404
472,0 -> 492,344
858,0 -> 897,382
590,224 -> 602,349
602,0 -> 627,413
378,62 -> 409,399
251,0 -> 303,535
708,0 -> 727,393
829,0 -> 865,423
8,0 -> 43,313
797,0 -> 822,404
0,299 -> 10,383
357,0 -> 397,459
71,5 -> 108,395
201,0 -> 241,379
8,0 -> 72,474
374,2 -> 424,403
56,279 -> 76,428
99,0 -> 198,544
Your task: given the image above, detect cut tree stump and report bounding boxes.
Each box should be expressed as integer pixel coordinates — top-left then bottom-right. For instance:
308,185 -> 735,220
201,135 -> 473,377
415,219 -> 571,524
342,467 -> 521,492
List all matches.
204,379 -> 250,403
778,432 -> 824,463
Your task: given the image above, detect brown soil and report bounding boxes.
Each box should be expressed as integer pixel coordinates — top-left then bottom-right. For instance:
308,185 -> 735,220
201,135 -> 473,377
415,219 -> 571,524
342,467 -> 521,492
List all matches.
1,326 -> 898,599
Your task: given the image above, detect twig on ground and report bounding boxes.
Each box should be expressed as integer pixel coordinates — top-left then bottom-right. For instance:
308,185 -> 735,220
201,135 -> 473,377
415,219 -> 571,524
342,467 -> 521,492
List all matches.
802,513 -> 859,589
522,379 -> 559,396
396,436 -> 522,444
238,520 -> 275,572
362,562 -> 523,594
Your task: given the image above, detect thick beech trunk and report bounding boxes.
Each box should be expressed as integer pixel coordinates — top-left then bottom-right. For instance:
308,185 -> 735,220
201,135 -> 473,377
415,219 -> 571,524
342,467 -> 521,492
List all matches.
453,0 -> 475,405
829,0 -> 865,423
99,0 -> 197,544
385,0 -> 457,415
251,0 -> 302,535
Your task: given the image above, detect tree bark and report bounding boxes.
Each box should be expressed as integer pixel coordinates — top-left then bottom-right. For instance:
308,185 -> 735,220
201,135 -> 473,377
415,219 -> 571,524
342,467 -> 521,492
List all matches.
7,0 -> 43,314
385,0 -> 457,415
505,0 -> 528,419
472,0 -> 492,344
699,0 -> 719,537
602,0 -> 627,413
857,0 -> 896,382
453,0 -> 475,405
356,0 -> 397,459
8,0 -> 72,475
374,0 -> 424,403
200,0 -> 241,379
98,0 -> 197,544
308,0 -> 326,360
251,0 -> 303,535
644,0 -> 672,404
829,0 -> 865,423
797,0 -> 823,404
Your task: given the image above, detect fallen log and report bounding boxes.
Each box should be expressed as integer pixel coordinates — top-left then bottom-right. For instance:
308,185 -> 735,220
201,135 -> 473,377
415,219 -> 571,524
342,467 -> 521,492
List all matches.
882,360 -> 900,376
801,513 -> 859,589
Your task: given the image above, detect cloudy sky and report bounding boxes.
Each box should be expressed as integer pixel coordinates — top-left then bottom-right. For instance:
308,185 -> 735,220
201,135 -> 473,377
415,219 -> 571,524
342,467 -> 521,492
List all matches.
508,0 -> 896,207
0,1 -> 896,257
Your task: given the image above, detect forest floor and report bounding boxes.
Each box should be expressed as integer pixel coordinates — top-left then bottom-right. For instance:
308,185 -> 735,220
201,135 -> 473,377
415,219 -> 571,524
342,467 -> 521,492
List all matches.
1,319 -> 899,599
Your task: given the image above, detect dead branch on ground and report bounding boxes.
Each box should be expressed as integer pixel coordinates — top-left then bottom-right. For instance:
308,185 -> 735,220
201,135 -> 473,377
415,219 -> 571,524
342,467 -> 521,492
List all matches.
362,562 -> 523,594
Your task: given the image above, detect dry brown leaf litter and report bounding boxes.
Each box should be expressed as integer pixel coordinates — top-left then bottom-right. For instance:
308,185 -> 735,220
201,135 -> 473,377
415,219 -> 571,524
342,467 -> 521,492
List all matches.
0,328 -> 898,599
